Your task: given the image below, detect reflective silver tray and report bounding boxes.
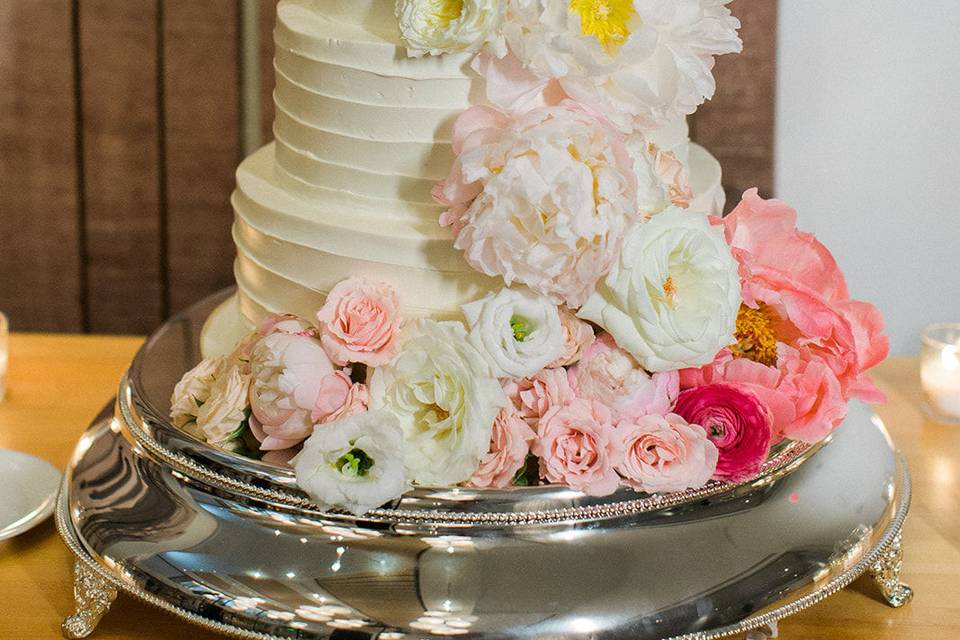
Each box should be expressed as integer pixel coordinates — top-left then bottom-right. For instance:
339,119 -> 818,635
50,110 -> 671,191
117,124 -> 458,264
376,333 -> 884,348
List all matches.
57,290 -> 914,639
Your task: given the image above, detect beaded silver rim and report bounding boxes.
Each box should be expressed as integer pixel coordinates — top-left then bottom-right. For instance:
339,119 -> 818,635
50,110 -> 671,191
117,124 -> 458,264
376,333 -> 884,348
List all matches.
56,454 -> 911,640
117,378 -> 823,526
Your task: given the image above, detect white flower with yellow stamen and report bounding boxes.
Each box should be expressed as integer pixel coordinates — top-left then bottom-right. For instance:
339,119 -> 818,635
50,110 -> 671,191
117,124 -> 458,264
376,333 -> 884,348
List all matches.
396,0 -> 505,57
490,0 -> 741,130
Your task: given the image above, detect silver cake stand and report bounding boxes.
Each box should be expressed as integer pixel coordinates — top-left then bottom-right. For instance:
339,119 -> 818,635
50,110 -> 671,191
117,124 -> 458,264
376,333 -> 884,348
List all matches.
57,290 -> 914,639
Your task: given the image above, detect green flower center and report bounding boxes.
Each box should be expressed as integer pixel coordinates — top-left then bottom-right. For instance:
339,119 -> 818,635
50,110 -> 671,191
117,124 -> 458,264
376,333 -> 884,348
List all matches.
510,315 -> 533,342
335,448 -> 374,477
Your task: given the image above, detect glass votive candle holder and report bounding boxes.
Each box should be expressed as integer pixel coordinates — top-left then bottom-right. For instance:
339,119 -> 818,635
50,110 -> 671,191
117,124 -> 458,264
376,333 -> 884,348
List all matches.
0,311 -> 7,402
921,323 -> 960,424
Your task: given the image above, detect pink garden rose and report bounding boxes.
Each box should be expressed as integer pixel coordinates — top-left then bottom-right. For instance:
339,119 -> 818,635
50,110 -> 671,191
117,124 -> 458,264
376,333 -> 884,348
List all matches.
321,380 -> 369,424
249,332 -> 338,450
615,413 -> 718,494
502,367 -> 577,428
434,102 -> 638,307
316,277 -> 402,367
533,398 -> 622,496
547,308 -> 596,368
775,345 -> 846,443
723,189 -> 888,401
470,408 -> 537,489
673,383 -> 773,483
569,333 -> 679,421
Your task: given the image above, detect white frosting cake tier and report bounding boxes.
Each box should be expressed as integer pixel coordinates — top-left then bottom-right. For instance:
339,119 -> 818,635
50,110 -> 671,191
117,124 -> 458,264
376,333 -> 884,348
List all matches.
200,0 -> 724,357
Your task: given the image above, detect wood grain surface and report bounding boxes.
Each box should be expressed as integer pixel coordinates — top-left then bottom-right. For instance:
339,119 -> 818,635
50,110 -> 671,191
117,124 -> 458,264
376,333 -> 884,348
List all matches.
0,336 -> 957,639
0,1 -> 84,332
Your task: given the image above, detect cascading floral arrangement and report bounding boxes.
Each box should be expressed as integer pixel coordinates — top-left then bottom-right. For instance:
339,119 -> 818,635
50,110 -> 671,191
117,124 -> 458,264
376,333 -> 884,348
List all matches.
171,0 -> 888,515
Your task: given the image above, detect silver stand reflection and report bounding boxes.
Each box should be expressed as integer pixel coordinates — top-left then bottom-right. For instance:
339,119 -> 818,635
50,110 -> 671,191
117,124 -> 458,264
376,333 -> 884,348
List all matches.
57,290 -> 913,639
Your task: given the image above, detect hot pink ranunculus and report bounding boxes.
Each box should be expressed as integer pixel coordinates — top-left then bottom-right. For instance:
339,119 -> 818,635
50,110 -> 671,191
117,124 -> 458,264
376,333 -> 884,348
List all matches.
723,189 -> 888,401
470,408 -> 536,489
533,398 -> 622,496
569,333 -> 679,421
502,367 -> 577,428
615,413 -> 719,494
673,383 -> 773,483
316,277 -> 402,367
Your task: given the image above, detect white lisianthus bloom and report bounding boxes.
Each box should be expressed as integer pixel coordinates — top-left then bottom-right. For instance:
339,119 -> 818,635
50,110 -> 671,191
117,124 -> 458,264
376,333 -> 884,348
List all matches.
196,366 -> 252,444
462,287 -> 565,378
294,409 -> 408,515
488,0 -> 741,130
578,206 -> 741,371
170,356 -> 226,434
369,319 -> 507,485
396,0 -> 505,57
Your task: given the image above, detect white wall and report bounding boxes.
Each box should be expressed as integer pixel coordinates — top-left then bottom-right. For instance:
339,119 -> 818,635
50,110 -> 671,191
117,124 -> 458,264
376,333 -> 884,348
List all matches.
775,2 -> 960,355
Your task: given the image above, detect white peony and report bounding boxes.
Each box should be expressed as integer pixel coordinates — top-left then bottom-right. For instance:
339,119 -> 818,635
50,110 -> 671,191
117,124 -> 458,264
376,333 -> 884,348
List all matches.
578,206 -> 741,371
294,409 -> 408,515
196,366 -> 251,444
369,319 -> 507,485
171,356 -> 225,432
396,0 -> 505,57
490,0 -> 741,130
438,103 -> 638,307
462,287 -> 565,378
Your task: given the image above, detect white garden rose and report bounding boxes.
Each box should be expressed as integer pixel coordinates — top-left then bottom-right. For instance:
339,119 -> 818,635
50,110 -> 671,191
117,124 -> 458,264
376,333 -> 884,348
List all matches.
490,0 -> 741,130
196,366 -> 251,444
396,0 -> 504,57
578,206 -> 741,372
294,409 -> 408,515
170,356 -> 225,431
369,319 -> 507,485
462,287 -> 565,378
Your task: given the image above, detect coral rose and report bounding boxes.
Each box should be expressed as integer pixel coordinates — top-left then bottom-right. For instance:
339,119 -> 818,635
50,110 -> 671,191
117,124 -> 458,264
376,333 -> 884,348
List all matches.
316,277 -> 402,367
673,383 -> 773,483
533,398 -> 622,496
615,413 -> 718,494
470,407 -> 536,488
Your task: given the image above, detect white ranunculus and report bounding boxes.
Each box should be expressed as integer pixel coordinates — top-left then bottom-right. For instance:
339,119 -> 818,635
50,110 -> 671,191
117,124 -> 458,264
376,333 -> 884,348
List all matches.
578,206 -> 741,371
170,356 -> 226,432
462,287 -> 565,378
294,409 -> 408,515
369,319 -> 506,485
494,0 -> 741,130
396,0 -> 504,57
196,366 -> 251,444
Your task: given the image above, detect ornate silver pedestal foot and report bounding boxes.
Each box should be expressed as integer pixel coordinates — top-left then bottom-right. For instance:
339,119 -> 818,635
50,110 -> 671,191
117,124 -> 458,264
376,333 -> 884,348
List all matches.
62,559 -> 118,639
870,532 -> 914,608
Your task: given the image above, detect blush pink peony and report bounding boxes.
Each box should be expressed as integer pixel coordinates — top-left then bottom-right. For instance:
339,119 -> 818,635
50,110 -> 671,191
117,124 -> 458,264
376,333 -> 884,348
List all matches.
615,413 -> 718,494
533,398 -> 623,496
434,102 -> 638,307
470,407 -> 537,489
569,333 -> 679,421
673,383 -> 773,483
316,277 -> 402,367
502,367 -> 577,428
775,344 -> 846,443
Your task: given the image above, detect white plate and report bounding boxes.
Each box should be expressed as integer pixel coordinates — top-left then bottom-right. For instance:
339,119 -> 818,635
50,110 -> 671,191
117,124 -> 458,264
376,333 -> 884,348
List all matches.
0,449 -> 62,540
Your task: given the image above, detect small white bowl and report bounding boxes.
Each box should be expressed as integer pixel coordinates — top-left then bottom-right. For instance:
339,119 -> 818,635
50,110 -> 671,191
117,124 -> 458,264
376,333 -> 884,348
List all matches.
0,450 -> 62,540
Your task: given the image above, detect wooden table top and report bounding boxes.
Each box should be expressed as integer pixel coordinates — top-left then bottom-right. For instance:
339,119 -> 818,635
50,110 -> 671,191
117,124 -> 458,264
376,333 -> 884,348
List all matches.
0,333 -> 958,639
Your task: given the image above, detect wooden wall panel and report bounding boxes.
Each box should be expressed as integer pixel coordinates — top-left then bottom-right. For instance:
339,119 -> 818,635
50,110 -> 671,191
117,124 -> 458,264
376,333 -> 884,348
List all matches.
162,0 -> 240,315
258,0 -> 278,145
77,0 -> 164,334
691,0 -> 778,210
0,1 -> 83,332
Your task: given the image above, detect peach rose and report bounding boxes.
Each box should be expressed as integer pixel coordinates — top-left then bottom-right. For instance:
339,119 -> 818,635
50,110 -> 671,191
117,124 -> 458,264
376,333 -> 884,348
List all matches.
533,398 -> 622,496
615,413 -> 718,494
470,407 -> 536,488
547,308 -> 596,368
316,277 -> 402,367
502,367 -> 577,428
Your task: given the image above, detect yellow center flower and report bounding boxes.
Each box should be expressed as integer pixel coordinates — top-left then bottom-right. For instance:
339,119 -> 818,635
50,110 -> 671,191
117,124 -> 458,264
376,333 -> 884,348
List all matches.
427,0 -> 464,28
731,304 -> 779,367
569,0 -> 636,51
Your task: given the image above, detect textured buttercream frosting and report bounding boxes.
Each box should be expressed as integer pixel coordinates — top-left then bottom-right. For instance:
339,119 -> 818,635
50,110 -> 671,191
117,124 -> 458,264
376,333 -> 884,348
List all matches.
201,0 -> 725,356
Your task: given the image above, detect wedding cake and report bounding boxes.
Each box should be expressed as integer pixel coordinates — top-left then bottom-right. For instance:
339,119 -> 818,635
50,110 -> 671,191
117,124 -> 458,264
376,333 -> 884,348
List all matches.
177,0 -> 889,515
